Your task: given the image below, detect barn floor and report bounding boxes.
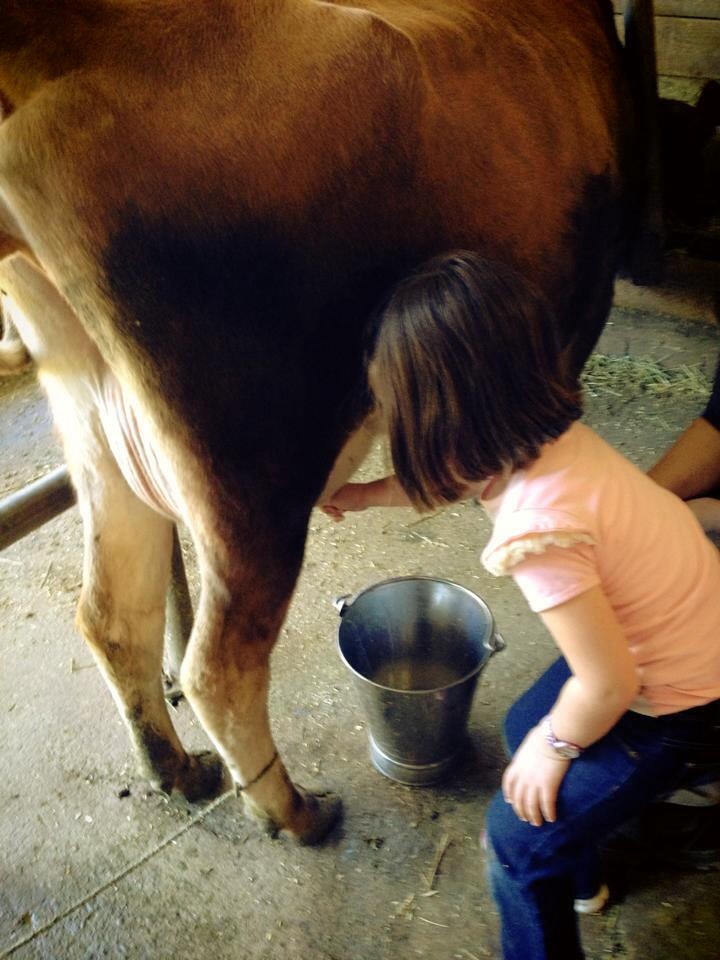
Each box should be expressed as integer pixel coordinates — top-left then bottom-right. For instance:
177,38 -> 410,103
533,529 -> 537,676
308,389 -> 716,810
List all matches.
1,293 -> 720,960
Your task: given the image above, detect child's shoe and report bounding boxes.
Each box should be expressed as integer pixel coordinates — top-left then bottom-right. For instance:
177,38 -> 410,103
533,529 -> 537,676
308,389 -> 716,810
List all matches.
573,883 -> 610,915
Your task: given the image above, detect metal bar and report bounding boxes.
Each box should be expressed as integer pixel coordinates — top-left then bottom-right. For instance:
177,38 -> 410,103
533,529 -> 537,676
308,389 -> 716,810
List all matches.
0,464 -> 75,551
163,526 -> 193,702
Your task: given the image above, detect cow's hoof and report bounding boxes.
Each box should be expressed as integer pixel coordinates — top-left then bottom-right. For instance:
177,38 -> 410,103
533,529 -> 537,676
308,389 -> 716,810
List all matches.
176,750 -> 229,803
285,788 -> 343,845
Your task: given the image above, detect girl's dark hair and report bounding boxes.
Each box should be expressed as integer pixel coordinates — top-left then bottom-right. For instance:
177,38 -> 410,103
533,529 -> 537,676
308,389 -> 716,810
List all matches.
371,250 -> 582,509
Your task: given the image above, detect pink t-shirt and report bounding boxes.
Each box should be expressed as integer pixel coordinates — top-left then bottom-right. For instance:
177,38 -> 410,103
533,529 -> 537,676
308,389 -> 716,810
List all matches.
481,422 -> 720,716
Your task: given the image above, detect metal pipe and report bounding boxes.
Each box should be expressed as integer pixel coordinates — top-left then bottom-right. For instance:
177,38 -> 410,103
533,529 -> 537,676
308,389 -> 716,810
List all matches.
163,526 -> 193,704
0,464 -> 75,551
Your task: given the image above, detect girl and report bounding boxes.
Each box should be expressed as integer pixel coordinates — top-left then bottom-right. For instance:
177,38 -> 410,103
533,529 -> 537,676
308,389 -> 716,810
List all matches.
321,252 -> 720,960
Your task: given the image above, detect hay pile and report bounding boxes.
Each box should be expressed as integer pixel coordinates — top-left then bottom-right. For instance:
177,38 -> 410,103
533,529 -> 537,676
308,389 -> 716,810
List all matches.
582,353 -> 712,403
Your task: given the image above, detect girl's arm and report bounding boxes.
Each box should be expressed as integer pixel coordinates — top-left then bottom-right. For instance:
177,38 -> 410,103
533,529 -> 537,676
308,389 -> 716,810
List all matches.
320,474 -> 413,521
503,584 -> 640,826
321,474 -> 485,521
539,584 -> 641,745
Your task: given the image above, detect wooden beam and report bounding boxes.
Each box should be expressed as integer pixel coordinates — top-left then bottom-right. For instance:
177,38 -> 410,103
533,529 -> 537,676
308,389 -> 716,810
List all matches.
613,1 -> 720,18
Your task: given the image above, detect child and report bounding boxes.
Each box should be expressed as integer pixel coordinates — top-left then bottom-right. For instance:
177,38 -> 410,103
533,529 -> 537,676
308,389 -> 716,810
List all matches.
321,252 -> 720,960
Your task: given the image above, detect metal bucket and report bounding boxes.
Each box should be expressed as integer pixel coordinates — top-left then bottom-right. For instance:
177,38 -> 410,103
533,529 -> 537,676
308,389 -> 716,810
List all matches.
335,576 -> 504,786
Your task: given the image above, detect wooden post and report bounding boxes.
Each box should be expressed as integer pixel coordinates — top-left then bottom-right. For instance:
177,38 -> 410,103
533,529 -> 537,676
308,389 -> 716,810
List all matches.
624,0 -> 666,285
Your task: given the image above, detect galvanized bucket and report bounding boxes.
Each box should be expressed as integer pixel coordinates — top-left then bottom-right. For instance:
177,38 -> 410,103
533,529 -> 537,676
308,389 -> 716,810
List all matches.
335,576 -> 504,786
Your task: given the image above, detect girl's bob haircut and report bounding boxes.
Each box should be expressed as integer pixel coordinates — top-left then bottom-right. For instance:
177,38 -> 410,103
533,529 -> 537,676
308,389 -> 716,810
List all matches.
370,250 -> 582,509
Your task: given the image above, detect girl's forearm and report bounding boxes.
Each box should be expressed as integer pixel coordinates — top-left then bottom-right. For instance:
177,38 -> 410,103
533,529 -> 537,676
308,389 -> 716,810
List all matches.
547,675 -> 637,749
357,474 -> 414,509
320,474 -> 414,521
537,586 -> 641,750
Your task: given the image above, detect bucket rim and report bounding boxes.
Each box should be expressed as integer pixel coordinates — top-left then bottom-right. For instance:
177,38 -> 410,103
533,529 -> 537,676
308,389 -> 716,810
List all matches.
336,575 -> 497,694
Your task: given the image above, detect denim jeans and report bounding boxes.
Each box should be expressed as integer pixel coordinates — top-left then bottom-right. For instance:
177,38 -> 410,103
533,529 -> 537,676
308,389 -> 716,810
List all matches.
485,657 -> 720,960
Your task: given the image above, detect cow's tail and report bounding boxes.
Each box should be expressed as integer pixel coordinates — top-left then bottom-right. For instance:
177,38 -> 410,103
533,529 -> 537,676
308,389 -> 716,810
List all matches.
620,0 -> 664,285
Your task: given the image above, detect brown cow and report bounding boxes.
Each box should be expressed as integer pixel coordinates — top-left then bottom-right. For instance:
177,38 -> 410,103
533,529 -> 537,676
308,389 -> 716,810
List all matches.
0,0 -> 652,842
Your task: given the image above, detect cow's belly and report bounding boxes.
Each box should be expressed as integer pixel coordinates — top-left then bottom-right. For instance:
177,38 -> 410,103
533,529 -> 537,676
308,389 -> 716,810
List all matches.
1,258 -> 180,521
97,374 -> 181,520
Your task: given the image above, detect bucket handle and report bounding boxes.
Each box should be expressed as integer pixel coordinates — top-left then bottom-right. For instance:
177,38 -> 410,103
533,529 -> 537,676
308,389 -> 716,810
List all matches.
485,631 -> 506,655
333,593 -> 353,616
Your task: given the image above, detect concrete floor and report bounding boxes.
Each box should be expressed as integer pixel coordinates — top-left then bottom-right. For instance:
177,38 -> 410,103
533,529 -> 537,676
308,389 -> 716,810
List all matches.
1,300 -> 719,960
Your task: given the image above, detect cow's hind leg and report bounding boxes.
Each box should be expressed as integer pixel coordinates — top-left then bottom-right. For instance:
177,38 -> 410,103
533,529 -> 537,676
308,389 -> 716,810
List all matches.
73,453 -> 226,802
181,520 -> 341,843
0,255 -> 225,802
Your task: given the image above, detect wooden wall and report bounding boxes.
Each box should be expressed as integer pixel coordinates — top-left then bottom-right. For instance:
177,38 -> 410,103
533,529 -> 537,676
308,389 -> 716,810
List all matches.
613,1 -> 720,80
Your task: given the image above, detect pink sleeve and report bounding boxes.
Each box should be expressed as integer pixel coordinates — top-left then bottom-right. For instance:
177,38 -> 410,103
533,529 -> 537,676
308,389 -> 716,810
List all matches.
510,542 -> 600,612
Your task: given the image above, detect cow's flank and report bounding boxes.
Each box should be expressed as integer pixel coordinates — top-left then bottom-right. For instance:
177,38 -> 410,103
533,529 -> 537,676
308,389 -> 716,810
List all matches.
0,0 -> 649,841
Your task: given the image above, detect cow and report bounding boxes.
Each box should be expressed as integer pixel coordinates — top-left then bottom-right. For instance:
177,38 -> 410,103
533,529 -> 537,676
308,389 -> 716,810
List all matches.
0,0 -> 656,843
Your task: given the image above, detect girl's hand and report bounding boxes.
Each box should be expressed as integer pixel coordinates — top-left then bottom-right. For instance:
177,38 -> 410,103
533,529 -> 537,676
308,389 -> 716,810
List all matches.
320,483 -> 372,522
501,724 -> 571,826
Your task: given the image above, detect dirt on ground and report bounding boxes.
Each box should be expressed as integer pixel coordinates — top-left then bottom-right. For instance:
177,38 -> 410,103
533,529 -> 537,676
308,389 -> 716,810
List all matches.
1,301 -> 719,960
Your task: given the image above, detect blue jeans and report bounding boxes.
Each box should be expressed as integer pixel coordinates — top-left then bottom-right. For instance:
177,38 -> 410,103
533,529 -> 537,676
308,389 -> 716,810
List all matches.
485,657 -> 720,960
